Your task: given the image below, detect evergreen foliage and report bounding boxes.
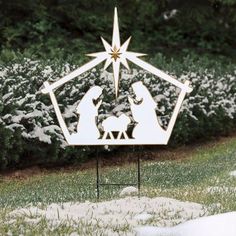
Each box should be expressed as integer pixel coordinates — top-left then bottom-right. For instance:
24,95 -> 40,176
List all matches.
0,0 -> 235,61
0,58 -> 235,169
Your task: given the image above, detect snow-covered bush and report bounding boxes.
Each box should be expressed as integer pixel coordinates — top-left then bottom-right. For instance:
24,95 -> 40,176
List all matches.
0,59 -> 235,169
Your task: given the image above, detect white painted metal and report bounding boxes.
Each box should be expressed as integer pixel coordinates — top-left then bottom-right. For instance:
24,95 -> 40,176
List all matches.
41,8 -> 192,146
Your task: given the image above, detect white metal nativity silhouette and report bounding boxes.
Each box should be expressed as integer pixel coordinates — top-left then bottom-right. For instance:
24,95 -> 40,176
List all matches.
41,8 -> 192,146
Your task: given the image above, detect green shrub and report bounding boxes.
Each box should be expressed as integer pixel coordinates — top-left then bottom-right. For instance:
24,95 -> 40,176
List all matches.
0,57 -> 235,169
0,0 -> 236,61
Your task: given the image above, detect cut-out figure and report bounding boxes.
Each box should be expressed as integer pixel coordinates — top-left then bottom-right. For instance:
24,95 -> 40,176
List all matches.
76,86 -> 103,140
128,81 -> 165,140
102,114 -> 131,139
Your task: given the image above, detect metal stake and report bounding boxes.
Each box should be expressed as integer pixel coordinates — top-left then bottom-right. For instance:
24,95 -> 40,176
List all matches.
138,152 -> 141,198
96,149 -> 100,200
96,146 -> 142,200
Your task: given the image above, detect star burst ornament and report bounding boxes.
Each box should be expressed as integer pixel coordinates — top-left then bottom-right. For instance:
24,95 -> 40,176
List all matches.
42,7 -> 191,97
87,8 -> 145,98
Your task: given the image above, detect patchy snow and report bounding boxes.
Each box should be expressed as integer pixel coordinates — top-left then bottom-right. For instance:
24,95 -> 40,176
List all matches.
8,197 -> 205,235
163,9 -> 178,20
206,186 -> 236,194
32,127 -> 52,144
229,170 -> 236,177
119,186 -> 139,197
134,213 -> 153,222
135,211 -> 236,236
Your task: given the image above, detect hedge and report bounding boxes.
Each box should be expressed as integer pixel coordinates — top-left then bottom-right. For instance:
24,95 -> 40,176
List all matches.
0,58 -> 235,169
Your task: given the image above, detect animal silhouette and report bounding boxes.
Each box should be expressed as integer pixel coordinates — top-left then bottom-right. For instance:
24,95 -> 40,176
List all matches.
102,114 -> 131,139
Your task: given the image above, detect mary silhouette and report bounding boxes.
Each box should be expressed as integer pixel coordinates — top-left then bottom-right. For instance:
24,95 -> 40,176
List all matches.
128,81 -> 166,140
75,86 -> 103,140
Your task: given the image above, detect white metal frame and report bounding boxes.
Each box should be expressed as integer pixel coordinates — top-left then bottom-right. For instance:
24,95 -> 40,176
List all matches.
41,8 -> 192,146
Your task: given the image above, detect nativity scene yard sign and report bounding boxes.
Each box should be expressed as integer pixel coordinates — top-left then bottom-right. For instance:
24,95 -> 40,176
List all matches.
41,8 -> 192,146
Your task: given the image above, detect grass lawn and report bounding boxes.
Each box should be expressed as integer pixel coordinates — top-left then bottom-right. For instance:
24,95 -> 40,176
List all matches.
0,136 -> 236,235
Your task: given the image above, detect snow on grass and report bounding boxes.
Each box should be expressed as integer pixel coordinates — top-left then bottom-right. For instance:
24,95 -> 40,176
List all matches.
119,186 -> 139,197
134,213 -> 153,222
8,196 -> 206,235
229,170 -> 236,177
206,186 -> 236,194
135,211 -> 236,236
